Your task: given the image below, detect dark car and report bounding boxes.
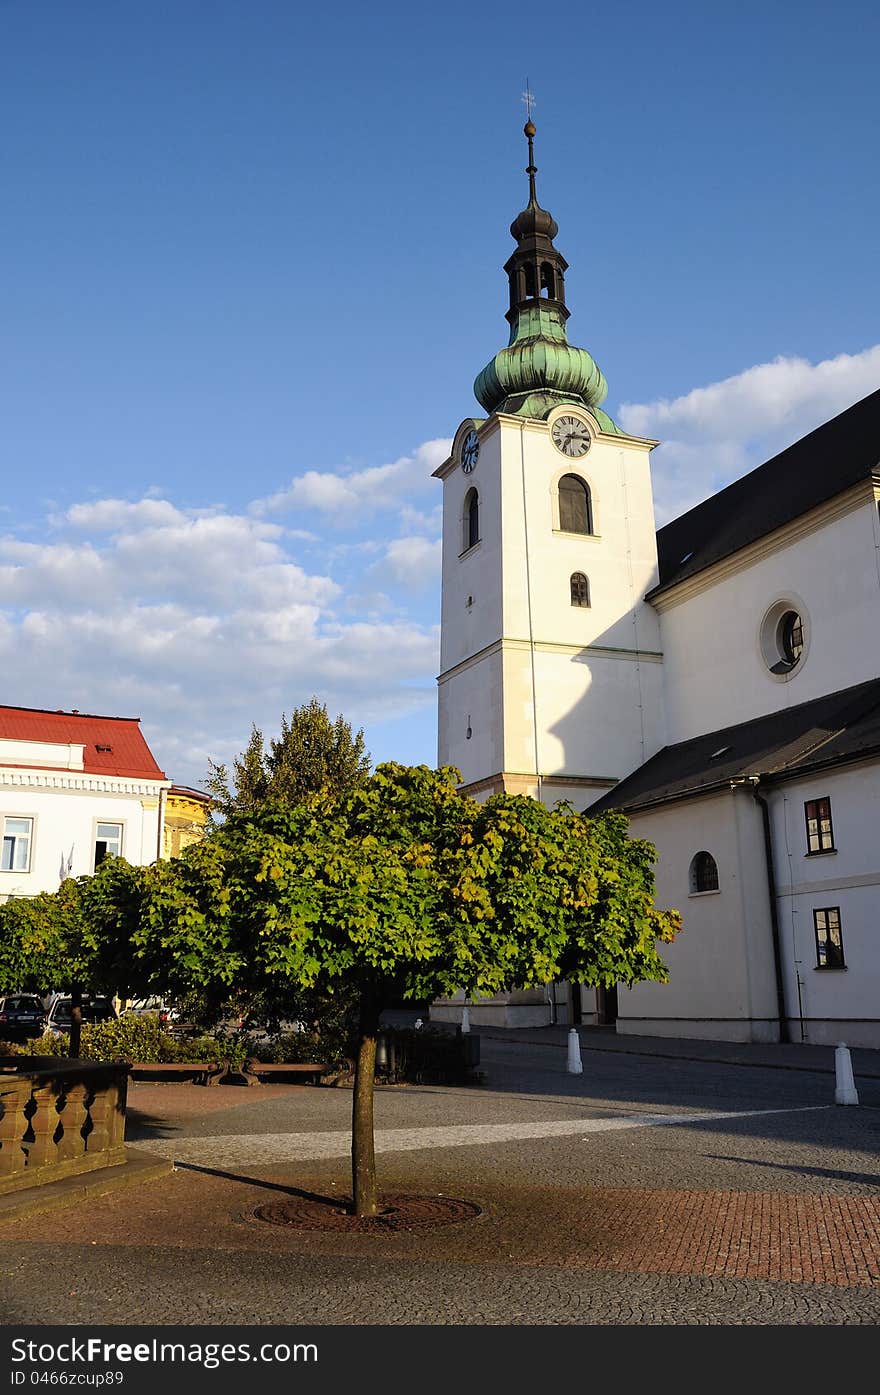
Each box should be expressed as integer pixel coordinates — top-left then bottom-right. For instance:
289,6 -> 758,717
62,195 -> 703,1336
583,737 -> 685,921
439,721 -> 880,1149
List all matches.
45,996 -> 117,1037
0,994 -> 47,1041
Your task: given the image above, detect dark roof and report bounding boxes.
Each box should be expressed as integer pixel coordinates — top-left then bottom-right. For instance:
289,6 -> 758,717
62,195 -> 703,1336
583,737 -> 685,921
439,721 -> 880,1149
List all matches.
651,387 -> 880,598
588,676 -> 880,815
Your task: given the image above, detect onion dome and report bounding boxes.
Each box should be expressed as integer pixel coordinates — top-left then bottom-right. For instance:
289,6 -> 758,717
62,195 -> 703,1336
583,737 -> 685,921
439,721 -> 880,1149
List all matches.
473,120 -> 622,431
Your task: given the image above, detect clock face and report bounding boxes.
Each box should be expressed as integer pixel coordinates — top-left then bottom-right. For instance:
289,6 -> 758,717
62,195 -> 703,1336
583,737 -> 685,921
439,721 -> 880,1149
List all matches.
551,415 -> 591,458
461,429 -> 480,473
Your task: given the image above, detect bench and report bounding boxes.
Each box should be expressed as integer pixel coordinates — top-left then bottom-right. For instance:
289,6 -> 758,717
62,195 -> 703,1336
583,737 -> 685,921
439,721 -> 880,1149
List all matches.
242,1060 -> 329,1086
129,1062 -> 225,1086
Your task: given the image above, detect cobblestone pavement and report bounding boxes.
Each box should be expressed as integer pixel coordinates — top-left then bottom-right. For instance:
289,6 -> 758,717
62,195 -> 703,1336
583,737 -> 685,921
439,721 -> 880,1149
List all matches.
1,1038 -> 878,1325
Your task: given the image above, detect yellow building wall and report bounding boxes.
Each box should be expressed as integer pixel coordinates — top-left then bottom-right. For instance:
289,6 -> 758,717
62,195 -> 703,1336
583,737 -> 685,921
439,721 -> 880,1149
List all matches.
162,790 -> 210,859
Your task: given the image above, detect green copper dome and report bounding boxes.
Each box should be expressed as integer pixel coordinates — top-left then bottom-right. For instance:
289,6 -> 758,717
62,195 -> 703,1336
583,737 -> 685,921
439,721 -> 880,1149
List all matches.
473,122 -> 622,433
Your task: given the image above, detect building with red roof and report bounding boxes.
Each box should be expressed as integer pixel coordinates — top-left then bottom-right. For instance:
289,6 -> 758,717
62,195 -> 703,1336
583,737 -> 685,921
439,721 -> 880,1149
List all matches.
0,705 -> 171,901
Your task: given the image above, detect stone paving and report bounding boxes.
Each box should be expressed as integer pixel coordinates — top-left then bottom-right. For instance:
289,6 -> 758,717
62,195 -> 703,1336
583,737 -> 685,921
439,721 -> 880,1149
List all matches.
1,1035 -> 878,1325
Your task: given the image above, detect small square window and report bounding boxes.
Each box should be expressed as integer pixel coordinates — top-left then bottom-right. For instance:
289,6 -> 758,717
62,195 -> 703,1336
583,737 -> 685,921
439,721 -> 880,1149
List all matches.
804,797 -> 834,854
1,817 -> 33,873
814,907 -> 845,969
94,822 -> 123,869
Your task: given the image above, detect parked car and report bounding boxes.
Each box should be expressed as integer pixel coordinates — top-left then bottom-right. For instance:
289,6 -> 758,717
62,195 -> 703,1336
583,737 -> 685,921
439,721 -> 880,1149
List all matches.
120,997 -> 179,1027
0,994 -> 47,1041
44,995 -> 117,1037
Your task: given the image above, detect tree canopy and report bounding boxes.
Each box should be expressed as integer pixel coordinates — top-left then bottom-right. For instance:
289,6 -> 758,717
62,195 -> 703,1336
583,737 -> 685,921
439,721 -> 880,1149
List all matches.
205,698 -> 371,819
0,762 -> 680,1215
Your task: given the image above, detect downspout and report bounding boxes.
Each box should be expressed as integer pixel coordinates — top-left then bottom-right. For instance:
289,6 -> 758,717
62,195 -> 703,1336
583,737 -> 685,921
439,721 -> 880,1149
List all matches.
156,785 -> 168,862
749,779 -> 790,1044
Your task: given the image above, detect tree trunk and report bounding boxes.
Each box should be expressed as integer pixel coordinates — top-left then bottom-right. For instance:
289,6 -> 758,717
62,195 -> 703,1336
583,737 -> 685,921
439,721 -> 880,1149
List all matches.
351,990 -> 380,1216
69,983 -> 83,1059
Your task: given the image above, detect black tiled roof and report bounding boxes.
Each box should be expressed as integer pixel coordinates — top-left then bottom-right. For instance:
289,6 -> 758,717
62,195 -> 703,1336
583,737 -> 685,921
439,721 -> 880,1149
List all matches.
651,387 -> 880,597
588,676 -> 880,815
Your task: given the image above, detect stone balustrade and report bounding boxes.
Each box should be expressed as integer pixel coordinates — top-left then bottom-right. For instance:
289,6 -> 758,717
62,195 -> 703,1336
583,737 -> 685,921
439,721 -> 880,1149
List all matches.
0,1058 -> 128,1194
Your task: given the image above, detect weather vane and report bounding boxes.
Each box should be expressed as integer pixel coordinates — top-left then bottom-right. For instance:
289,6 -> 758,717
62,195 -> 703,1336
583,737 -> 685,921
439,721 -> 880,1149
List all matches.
521,81 -> 536,122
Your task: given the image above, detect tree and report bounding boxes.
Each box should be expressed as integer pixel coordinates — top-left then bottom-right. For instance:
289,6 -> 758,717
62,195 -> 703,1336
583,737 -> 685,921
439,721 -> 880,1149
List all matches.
0,858 -> 151,1055
205,698 -> 371,820
110,764 -> 680,1216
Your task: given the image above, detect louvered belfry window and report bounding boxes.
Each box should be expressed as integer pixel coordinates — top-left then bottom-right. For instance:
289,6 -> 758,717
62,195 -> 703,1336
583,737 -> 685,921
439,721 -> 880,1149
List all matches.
558,474 -> 592,534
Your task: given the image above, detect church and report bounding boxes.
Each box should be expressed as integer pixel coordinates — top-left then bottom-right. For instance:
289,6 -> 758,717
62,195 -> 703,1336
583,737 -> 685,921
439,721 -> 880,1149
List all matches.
430,119 -> 880,1048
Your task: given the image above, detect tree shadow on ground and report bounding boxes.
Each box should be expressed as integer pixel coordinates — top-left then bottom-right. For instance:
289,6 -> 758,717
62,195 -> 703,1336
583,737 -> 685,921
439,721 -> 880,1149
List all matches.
705,1153 -> 880,1186
174,1160 -> 341,1205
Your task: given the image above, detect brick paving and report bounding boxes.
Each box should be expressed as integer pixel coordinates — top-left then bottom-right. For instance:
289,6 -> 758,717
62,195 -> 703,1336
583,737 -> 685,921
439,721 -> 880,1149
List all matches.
550,1187 -> 880,1286
2,1037 -> 879,1323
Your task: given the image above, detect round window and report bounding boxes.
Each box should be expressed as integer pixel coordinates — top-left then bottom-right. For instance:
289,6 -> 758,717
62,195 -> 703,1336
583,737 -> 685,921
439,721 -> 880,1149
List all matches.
760,601 -> 808,677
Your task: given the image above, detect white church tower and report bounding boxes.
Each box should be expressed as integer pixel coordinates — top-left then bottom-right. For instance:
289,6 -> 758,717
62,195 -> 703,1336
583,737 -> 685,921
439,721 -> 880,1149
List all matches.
436,119 -> 666,812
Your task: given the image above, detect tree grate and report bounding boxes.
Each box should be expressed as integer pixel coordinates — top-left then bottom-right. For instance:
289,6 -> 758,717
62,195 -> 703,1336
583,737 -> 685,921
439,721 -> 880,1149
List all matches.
254,1193 -> 483,1233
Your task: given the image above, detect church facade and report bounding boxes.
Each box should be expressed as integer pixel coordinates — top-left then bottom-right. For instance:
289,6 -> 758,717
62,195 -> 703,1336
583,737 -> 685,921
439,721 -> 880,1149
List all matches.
431,120 -> 880,1046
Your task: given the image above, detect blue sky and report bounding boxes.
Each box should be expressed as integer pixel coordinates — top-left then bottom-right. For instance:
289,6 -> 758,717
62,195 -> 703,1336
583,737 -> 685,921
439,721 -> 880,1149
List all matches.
2,0 -> 879,786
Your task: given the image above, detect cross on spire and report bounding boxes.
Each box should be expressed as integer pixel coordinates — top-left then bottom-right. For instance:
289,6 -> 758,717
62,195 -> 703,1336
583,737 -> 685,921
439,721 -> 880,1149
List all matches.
521,81 -> 536,122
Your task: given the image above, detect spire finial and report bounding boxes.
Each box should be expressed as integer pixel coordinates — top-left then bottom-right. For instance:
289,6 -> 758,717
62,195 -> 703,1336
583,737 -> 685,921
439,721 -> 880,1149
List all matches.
521,81 -> 537,201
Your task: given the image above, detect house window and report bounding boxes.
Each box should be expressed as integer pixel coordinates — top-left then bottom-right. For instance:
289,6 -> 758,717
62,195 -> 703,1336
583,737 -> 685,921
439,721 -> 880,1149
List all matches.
570,572 -> 590,607
813,907 -> 845,969
804,797 -> 834,854
689,850 -> 719,893
94,822 -> 123,869
1,817 -> 33,873
558,474 -> 593,534
463,488 -> 480,551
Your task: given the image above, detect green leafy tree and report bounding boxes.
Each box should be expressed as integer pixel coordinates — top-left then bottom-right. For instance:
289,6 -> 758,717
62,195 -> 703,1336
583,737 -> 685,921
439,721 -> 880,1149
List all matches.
109,764 -> 680,1216
0,858 -> 152,1054
205,698 -> 371,820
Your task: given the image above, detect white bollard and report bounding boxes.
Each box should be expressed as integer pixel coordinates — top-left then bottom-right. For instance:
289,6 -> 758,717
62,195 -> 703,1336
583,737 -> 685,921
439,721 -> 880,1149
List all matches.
834,1041 -> 859,1105
567,1027 -> 583,1075
461,1004 -> 470,1034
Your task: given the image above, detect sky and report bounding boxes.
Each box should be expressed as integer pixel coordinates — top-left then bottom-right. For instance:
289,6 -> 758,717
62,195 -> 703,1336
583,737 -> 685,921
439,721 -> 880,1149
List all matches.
2,0 -> 879,787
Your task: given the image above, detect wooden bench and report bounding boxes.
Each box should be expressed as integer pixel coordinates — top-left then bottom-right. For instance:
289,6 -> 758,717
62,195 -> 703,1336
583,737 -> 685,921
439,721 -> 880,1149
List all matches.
242,1060 -> 329,1086
130,1061 -> 224,1086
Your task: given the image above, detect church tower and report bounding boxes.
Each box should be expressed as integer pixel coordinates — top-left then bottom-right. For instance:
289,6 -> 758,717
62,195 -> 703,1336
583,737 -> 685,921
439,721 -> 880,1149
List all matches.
435,120 -> 666,808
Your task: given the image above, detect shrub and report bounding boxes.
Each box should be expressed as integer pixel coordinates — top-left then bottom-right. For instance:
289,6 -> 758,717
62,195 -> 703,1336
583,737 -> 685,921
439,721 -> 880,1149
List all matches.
250,1028 -> 348,1068
23,1017 -> 218,1064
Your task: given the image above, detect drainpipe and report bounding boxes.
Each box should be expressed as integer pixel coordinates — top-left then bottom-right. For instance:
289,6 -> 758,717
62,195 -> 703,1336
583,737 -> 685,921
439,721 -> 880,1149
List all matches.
747,779 -> 790,1044
156,785 -> 168,862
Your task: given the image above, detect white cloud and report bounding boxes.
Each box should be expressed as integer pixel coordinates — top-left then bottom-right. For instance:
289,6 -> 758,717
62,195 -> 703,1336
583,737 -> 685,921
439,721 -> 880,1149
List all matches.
619,345 -> 880,524
0,442 -> 444,785
378,536 -> 442,588
254,438 -> 452,521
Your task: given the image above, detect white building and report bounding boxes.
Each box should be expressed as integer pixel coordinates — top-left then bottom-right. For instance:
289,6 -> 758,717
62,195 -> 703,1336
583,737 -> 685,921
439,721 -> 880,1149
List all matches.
0,705 -> 171,902
432,120 -> 880,1046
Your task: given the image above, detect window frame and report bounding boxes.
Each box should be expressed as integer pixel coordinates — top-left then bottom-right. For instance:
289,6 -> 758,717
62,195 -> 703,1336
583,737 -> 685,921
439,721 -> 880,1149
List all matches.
804,796 -> 835,855
1,815 -> 34,874
557,473 -> 594,536
93,819 -> 125,872
461,487 -> 480,555
813,906 -> 845,970
689,850 -> 720,895
570,572 -> 590,608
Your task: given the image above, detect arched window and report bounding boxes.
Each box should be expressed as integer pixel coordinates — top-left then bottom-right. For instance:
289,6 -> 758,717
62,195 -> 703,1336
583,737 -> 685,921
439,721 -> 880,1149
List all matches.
558,474 -> 593,534
463,488 -> 480,551
523,262 -> 537,299
689,851 -> 719,894
570,572 -> 590,607
540,261 -> 555,298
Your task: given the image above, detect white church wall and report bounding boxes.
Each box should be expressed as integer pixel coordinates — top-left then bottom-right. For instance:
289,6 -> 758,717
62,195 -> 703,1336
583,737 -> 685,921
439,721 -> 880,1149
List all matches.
437,646 -> 505,790
767,763 -> 880,1047
659,496 -> 880,744
619,790 -> 780,1042
438,423 -> 503,675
